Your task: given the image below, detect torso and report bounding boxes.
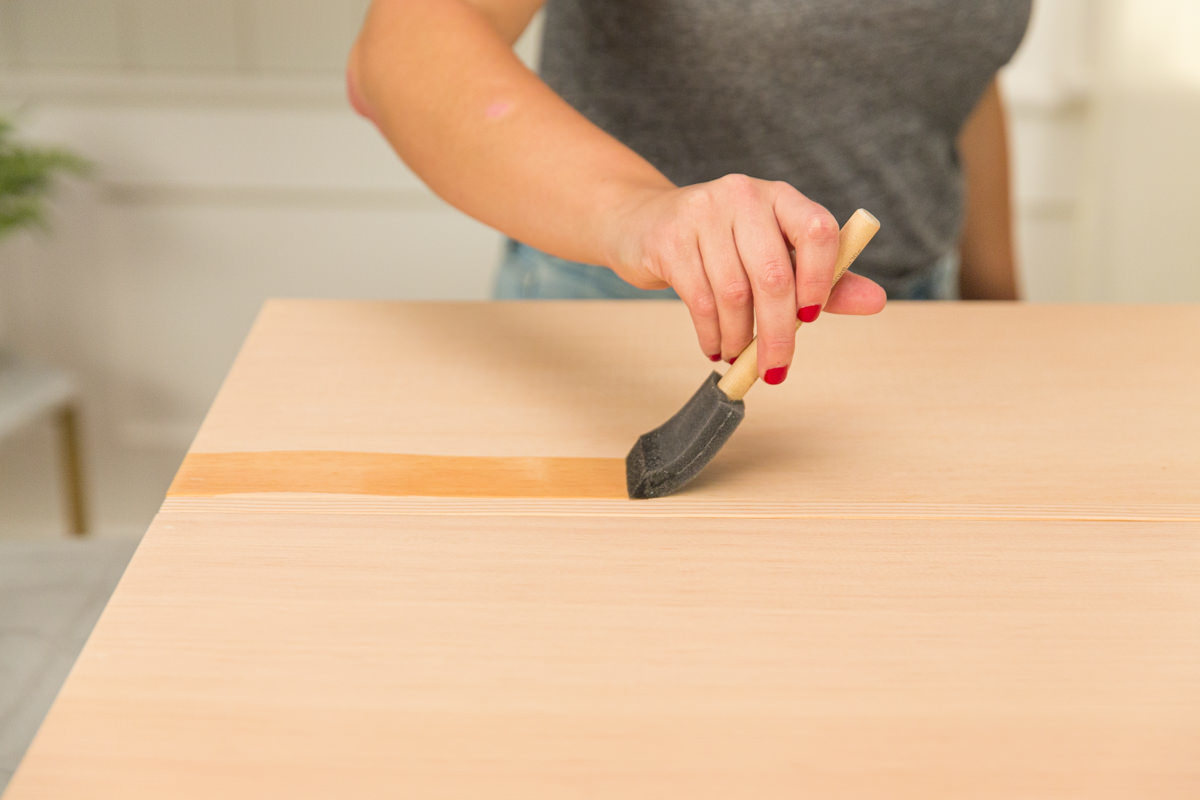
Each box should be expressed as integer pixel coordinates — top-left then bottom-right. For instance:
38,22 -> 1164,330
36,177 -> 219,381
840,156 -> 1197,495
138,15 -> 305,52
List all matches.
539,0 -> 1031,292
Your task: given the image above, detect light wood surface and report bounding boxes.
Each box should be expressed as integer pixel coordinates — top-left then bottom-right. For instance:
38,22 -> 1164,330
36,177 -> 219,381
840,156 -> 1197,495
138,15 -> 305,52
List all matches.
184,300 -> 1200,519
7,300 -> 1200,798
9,512 -> 1200,799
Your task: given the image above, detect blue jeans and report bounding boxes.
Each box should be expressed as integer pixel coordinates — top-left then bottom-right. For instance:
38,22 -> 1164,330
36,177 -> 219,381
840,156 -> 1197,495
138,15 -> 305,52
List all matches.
492,240 -> 959,301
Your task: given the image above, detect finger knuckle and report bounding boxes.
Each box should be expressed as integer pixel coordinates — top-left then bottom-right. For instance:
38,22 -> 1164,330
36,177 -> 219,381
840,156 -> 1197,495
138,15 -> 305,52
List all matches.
682,186 -> 714,214
805,207 -> 839,242
755,260 -> 794,296
762,335 -> 795,353
718,279 -> 753,306
717,173 -> 757,201
689,290 -> 718,318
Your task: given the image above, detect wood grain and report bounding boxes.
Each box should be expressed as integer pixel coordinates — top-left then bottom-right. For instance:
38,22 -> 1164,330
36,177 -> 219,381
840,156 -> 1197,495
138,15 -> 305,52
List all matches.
9,511 -> 1200,799
183,300 -> 1200,519
7,300 -> 1200,799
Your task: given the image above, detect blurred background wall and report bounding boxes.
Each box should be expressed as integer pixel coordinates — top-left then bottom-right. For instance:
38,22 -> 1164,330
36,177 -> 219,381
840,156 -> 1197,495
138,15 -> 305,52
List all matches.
0,0 -> 1197,539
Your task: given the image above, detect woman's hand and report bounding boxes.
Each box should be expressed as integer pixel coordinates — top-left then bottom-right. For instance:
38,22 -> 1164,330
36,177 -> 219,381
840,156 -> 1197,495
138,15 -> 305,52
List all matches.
605,174 -> 887,383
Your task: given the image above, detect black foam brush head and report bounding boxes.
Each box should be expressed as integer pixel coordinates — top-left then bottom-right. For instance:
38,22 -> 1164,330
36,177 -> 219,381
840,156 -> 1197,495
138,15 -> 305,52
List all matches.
625,371 -> 745,499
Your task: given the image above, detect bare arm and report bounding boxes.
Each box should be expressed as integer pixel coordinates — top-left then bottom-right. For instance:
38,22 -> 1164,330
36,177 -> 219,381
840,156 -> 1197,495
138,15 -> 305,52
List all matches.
349,0 -> 884,379
957,79 -> 1020,300
350,0 -> 675,270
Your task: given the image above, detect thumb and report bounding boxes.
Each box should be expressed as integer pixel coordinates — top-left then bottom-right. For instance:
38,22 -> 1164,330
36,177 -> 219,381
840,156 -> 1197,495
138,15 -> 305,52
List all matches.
823,271 -> 887,315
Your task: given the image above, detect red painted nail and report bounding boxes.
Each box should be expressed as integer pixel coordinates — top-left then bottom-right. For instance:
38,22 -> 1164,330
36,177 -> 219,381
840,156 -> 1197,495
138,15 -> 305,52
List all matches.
708,353 -> 721,362
763,365 -> 788,385
798,304 -> 822,323
728,355 -> 738,364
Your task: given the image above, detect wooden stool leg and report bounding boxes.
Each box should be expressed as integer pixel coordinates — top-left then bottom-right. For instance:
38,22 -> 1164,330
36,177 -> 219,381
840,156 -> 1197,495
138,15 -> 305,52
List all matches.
56,404 -> 88,536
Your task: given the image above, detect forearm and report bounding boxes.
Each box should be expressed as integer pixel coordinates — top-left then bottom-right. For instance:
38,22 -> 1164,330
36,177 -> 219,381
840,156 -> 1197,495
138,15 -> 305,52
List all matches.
350,0 -> 672,267
957,80 -> 1019,300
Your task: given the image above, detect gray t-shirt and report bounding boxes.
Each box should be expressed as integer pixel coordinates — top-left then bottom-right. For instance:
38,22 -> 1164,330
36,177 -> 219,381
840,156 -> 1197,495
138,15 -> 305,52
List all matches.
539,0 -> 1031,294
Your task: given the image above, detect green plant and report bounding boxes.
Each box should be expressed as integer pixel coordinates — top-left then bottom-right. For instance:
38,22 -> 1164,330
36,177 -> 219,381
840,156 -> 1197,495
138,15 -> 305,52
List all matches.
0,116 -> 90,241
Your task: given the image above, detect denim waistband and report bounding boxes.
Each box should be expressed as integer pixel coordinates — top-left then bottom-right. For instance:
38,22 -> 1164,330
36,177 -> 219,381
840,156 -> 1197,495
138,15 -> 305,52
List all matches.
493,240 -> 959,301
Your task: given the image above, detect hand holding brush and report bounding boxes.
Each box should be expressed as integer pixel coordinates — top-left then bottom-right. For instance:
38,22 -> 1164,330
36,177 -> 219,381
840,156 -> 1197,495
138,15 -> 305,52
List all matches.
626,209 -> 881,499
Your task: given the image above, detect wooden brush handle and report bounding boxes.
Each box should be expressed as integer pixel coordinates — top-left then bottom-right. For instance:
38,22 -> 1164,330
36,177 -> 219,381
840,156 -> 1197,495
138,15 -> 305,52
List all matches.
717,208 -> 881,401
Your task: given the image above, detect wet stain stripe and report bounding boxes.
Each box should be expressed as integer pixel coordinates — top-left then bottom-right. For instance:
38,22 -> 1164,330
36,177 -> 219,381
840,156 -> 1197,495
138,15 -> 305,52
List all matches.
168,451 -> 628,499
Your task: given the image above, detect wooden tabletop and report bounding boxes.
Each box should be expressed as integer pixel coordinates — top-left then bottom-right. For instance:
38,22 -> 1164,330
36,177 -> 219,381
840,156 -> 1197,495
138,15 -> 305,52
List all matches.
7,300 -> 1200,798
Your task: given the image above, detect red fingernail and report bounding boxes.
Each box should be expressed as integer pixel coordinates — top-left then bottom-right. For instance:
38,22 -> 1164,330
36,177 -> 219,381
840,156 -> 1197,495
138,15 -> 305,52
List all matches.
708,353 -> 721,362
728,355 -> 738,364
763,366 -> 788,385
798,304 -> 821,323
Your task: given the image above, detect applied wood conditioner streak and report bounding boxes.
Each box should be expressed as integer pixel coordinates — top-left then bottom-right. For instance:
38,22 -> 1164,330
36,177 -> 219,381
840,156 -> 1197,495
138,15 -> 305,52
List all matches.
169,451 -> 627,499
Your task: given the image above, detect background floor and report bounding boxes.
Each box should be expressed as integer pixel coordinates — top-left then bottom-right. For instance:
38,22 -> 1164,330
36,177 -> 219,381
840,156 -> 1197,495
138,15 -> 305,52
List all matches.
0,537 -> 137,794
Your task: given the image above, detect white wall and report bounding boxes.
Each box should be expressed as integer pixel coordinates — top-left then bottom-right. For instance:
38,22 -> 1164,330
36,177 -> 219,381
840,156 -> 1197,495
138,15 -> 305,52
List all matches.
1003,0 -> 1200,302
1073,0 -> 1200,301
1001,0 -> 1092,303
0,1 -> 1195,537
0,1 -> 541,535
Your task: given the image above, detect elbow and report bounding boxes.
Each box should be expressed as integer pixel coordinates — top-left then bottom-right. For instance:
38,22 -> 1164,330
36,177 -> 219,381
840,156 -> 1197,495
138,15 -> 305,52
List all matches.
345,40 -> 375,123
